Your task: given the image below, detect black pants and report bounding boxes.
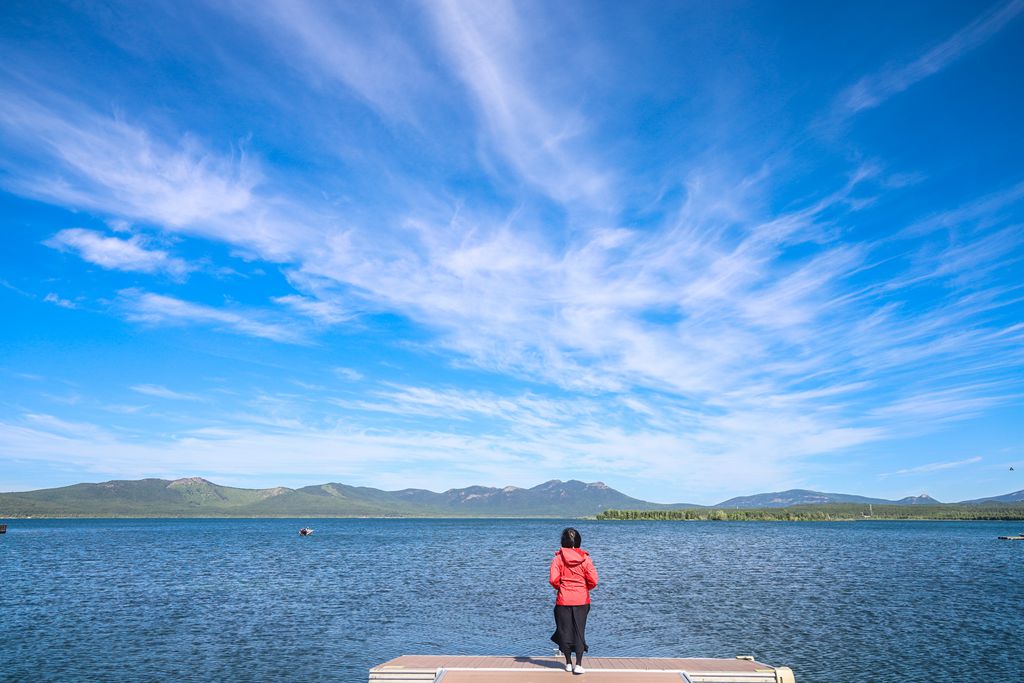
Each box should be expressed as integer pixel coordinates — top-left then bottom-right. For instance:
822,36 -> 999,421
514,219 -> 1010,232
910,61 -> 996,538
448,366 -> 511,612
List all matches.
550,604 -> 590,654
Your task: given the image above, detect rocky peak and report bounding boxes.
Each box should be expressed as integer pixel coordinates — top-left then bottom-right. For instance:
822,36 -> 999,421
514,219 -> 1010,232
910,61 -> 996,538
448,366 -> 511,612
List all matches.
897,493 -> 941,505
170,477 -> 213,486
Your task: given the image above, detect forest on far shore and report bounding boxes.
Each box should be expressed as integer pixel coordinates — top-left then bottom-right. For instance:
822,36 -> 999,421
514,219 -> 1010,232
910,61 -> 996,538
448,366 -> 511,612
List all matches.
597,503 -> 1024,521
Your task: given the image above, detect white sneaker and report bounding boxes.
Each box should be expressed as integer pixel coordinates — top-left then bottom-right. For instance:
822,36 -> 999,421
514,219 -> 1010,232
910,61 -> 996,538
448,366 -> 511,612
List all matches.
565,663 -> 573,672
573,664 -> 586,675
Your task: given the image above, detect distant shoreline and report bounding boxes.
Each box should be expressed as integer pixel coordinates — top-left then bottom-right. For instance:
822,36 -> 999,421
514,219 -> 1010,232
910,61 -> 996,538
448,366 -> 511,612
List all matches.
597,504 -> 1024,522
3,477 -> 1021,519
0,514 -> 587,520
4,512 -> 1024,521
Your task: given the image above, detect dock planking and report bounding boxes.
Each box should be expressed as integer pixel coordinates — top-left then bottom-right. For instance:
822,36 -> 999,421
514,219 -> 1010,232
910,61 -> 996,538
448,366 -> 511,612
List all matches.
369,656 -> 795,682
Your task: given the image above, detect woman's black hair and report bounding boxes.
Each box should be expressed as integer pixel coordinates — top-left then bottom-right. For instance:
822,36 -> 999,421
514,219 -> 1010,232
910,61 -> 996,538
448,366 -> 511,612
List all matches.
560,527 -> 581,548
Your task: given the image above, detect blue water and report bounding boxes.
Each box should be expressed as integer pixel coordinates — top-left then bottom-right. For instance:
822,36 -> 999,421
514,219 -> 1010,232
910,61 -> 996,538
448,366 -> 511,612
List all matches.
1,519 -> 1021,682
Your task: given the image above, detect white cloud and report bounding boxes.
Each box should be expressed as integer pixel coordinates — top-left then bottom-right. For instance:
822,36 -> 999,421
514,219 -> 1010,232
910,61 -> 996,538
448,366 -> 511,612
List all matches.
0,12 -> 1022,496
272,294 -> 352,325
896,180 -> 1024,241
219,0 -> 435,124
881,456 -> 983,477
3,90 -> 1021,492
0,397 -> 819,503
46,228 -> 190,278
0,89 -> 318,262
329,381 -> 888,497
425,0 -> 612,203
870,385 -> 1017,423
120,290 -> 303,344
20,413 -> 111,441
101,404 -> 148,415
0,94 -> 255,227
339,384 -> 593,429
333,367 -> 364,382
44,292 -> 76,309
130,384 -> 203,401
838,0 -> 1024,114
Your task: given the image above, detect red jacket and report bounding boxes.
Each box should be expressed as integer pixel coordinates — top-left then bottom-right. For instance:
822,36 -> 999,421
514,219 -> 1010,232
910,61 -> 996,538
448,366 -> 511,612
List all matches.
549,547 -> 598,605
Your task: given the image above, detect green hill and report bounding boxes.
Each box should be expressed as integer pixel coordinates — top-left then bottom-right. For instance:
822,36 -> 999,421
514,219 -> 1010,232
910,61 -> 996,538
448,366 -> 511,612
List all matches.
4,478 -> 1023,519
0,477 -> 696,518
717,488 -> 896,507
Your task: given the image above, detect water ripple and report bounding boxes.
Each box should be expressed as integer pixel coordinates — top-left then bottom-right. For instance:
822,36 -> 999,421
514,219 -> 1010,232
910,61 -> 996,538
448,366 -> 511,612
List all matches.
1,519 -> 1021,682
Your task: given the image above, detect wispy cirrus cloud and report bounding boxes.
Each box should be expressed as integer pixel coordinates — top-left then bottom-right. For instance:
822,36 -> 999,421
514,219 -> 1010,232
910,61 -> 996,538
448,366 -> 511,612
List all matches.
6,22 -> 961,425
218,0 -> 436,125
881,456 -> 983,477
0,389 -> 823,502
335,381 -> 888,492
45,228 -> 191,279
272,294 -> 353,325
837,0 -> 1024,115
897,180 -> 1024,240
130,384 -> 203,401
18,88 -> 1015,488
1,2 -> 1022,500
0,411 -> 550,494
43,292 -> 76,309
119,290 -> 303,344
425,0 -> 612,203
0,87 -> 319,262
339,384 -> 597,428
333,367 -> 364,382
3,85 -> 1020,465
0,92 -> 255,228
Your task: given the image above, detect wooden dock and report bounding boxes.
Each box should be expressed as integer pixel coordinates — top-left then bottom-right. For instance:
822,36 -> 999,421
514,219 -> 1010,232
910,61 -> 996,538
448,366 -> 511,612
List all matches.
369,656 -> 795,682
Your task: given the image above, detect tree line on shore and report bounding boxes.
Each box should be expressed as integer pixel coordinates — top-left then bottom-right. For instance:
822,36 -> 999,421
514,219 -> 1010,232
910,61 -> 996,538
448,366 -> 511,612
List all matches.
597,503 -> 1024,521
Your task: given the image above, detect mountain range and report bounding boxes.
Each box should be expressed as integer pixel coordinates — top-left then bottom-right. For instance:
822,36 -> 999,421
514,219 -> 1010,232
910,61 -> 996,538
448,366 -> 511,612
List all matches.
1,478 -> 1022,517
715,489 -> 944,508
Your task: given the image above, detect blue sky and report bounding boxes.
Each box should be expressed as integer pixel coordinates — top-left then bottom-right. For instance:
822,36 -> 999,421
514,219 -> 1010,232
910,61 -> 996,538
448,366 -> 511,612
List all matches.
1,0 -> 1022,503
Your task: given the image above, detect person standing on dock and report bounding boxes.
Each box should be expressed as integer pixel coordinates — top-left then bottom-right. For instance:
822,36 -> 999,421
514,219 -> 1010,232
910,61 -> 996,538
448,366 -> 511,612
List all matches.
550,527 -> 598,675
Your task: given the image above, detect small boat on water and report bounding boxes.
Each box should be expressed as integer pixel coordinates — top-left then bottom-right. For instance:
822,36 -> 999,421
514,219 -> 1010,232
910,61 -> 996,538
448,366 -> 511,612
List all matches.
299,527 -> 314,536
998,534 -> 1024,540
0,524 -> 7,534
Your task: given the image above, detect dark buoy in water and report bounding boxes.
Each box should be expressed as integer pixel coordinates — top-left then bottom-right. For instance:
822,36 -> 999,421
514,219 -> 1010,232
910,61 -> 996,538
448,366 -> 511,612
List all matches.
299,527 -> 313,536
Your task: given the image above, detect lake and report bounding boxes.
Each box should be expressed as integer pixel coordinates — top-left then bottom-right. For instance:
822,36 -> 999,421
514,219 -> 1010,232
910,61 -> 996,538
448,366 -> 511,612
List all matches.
1,519 -> 1021,682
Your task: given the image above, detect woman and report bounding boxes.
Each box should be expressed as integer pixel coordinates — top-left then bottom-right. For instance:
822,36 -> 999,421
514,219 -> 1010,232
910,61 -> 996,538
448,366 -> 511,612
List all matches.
549,527 -> 598,675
